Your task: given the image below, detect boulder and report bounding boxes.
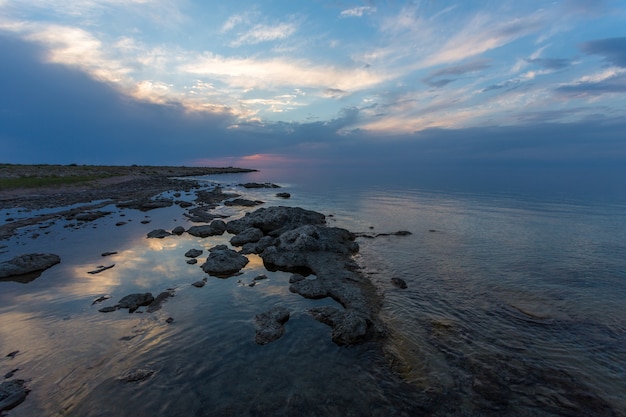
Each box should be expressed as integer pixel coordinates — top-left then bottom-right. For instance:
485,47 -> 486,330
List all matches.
254,306 -> 290,345
187,220 -> 227,238
200,245 -> 249,277
184,249 -> 203,258
226,206 -> 325,236
0,253 -> 60,279
171,226 -> 186,235
229,227 -> 264,247
147,229 -> 171,239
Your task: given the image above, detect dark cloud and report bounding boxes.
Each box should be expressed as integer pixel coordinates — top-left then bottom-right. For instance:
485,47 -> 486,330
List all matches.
423,59 -> 490,87
580,37 -> 626,67
526,57 -> 572,70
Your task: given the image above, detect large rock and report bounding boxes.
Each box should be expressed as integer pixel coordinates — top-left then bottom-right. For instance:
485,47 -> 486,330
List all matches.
187,220 -> 227,238
229,227 -> 264,247
254,306 -> 290,345
200,245 -> 249,277
0,253 -> 61,279
226,206 -> 325,236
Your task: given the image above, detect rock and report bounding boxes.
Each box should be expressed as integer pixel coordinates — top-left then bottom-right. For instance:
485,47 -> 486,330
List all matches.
177,201 -> 193,208
117,198 -> 173,211
92,295 -> 111,305
391,277 -> 408,289
288,274 -> 306,283
191,280 -> 206,288
240,236 -> 276,255
241,182 -> 280,189
224,198 -> 264,207
309,306 -> 344,327
141,220 -> 151,224
253,274 -> 268,281
101,251 -> 117,257
226,206 -> 325,236
187,220 -> 227,238
200,245 -> 249,277
184,249 -> 203,258
165,317 -> 174,323
115,221 -> 127,227
117,293 -> 155,313
289,277 -> 328,299
72,211 -> 111,222
254,306 -> 290,345
186,259 -> 198,265
276,192 -> 291,198
147,229 -> 171,239
88,264 -> 115,274
5,351 -> 18,359
331,310 -> 369,345
0,253 -> 61,279
195,187 -> 239,205
98,306 -> 118,313
171,226 -> 186,235
146,290 -> 175,313
0,379 -> 28,412
118,368 -> 155,383
229,227 -> 264,247
184,207 -> 225,223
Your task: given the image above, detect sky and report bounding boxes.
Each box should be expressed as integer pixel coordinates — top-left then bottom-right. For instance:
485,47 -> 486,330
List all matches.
1,0 -> 625,174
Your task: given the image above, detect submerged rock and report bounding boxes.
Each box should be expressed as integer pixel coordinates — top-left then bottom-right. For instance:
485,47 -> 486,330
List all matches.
118,368 -> 155,383
117,293 -> 155,313
391,277 -> 408,289
0,379 -> 28,412
0,253 -> 61,279
200,245 -> 249,277
254,306 -> 290,345
276,192 -> 291,198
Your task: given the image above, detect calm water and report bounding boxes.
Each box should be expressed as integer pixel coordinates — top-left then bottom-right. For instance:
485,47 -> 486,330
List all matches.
1,166 -> 625,416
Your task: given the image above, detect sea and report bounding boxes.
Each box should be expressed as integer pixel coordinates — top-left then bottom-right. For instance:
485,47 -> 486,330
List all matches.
0,164 -> 625,416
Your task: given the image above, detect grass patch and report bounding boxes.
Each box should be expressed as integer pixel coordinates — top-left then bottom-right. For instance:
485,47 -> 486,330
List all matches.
0,175 -> 106,190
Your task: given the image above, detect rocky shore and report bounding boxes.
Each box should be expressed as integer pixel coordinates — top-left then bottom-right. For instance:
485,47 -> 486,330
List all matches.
0,165 -> 399,414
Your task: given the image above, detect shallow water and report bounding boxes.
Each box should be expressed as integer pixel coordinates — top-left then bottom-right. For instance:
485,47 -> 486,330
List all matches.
1,170 -> 625,416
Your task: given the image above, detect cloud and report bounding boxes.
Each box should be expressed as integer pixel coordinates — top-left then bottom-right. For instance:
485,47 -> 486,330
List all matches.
526,57 -> 572,70
580,37 -> 626,68
482,79 -> 521,92
229,22 -> 297,47
423,58 -> 490,87
555,72 -> 626,97
180,53 -> 389,91
340,6 -> 376,18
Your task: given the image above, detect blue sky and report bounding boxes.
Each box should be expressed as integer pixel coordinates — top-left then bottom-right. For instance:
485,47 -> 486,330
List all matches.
1,0 -> 625,171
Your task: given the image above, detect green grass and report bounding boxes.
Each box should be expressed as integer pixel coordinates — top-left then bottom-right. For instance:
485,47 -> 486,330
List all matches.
0,175 -> 106,190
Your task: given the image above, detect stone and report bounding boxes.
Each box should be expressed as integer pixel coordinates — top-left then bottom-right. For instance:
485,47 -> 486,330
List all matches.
224,198 -> 264,207
191,280 -> 206,288
254,306 -> 290,345
146,290 -> 175,313
117,293 -> 155,313
101,251 -> 117,257
88,264 -> 114,274
171,226 -> 186,235
147,229 -> 171,239
226,206 -> 325,236
289,274 -> 306,283
186,259 -> 198,265
187,220 -> 227,238
184,249 -> 203,258
241,182 -> 280,189
0,379 -> 28,412
276,192 -> 291,198
229,227 -> 264,247
200,245 -> 249,277
391,277 -> 408,289
118,368 -> 155,383
0,253 -> 61,279
72,211 -> 111,222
